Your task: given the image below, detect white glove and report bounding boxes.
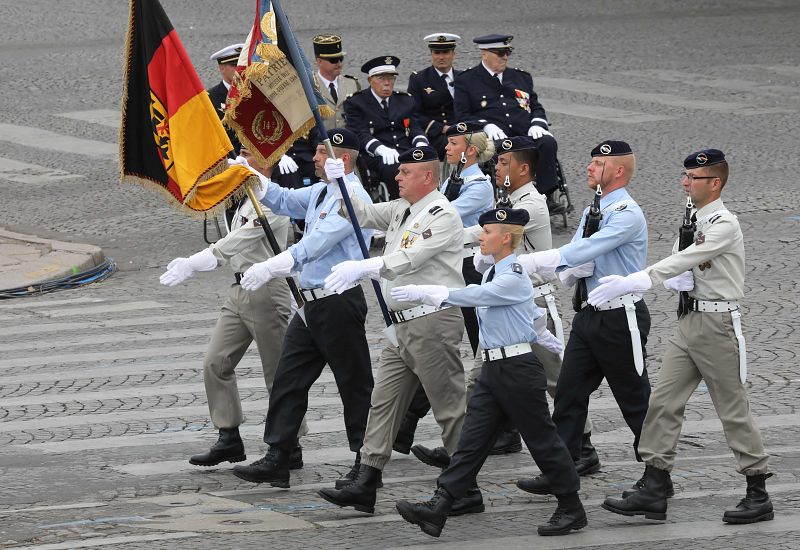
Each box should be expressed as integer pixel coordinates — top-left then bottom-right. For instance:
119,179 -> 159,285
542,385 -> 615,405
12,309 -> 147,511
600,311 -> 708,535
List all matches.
241,250 -> 296,291
227,155 -> 249,168
473,251 -> 495,274
324,158 -> 346,181
527,125 -> 553,140
663,271 -> 694,292
160,248 -> 217,286
278,154 -> 299,175
324,256 -> 384,294
375,145 -> 399,165
535,324 -> 564,355
483,123 -> 506,140
391,284 -> 449,307
517,249 -> 561,279
558,261 -> 595,288
587,270 -> 653,306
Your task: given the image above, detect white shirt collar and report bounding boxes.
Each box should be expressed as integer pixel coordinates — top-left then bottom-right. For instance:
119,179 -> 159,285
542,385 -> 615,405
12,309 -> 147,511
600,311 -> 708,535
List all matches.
435,67 -> 454,81
223,80 -> 231,91
317,71 -> 337,90
481,61 -> 502,83
371,89 -> 388,105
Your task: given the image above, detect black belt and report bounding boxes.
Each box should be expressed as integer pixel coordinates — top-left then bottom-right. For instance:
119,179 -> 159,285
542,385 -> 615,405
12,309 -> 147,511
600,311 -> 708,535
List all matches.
234,272 -> 243,285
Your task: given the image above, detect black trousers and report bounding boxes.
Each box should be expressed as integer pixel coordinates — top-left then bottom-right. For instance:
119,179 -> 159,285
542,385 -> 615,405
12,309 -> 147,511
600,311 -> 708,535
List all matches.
264,286 -> 373,452
532,134 -> 559,196
438,353 -> 580,499
460,257 -> 483,358
364,155 -> 400,199
552,301 -> 651,462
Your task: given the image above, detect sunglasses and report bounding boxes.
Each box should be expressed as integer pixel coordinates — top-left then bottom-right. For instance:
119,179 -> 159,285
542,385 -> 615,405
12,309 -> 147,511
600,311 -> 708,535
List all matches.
487,48 -> 513,57
325,57 -> 344,64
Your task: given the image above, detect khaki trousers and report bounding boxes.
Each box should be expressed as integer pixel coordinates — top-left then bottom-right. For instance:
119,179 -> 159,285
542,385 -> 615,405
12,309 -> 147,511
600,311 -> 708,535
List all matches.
639,310 -> 769,474
361,308 -> 466,470
203,280 -> 305,436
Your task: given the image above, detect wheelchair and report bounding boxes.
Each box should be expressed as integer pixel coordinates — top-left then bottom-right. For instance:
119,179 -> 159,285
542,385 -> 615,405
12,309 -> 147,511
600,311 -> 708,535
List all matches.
356,154 -> 391,204
549,157 -> 575,228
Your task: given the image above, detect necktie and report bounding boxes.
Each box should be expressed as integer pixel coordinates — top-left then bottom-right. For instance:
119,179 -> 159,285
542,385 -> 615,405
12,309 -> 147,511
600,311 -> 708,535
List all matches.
493,73 -> 501,84
486,266 -> 496,282
400,207 -> 411,226
329,82 -> 338,104
315,187 -> 328,208
381,99 -> 389,114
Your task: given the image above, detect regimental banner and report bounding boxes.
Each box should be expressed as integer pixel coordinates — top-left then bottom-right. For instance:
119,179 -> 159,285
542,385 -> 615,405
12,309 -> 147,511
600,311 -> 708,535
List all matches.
119,0 -> 256,216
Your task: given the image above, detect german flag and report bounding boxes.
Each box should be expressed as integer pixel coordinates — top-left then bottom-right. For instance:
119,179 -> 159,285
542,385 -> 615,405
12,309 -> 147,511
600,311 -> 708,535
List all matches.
119,0 -> 256,216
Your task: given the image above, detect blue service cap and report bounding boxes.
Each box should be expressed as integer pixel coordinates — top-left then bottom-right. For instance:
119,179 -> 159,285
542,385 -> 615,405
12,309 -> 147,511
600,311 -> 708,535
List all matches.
479,207 -> 529,227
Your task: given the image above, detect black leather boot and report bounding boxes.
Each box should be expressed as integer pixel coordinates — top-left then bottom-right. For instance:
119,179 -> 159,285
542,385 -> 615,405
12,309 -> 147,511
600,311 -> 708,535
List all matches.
621,468 -> 675,498
602,465 -> 670,520
289,439 -> 303,470
396,487 -> 454,538
318,464 -> 382,514
517,474 -> 552,495
411,445 -> 451,469
489,428 -> 523,455
231,446 -> 290,487
538,492 -> 587,536
392,414 -> 419,455
723,473 -> 774,524
449,486 -> 485,516
334,452 -> 383,489
189,427 -> 246,466
573,432 -> 601,476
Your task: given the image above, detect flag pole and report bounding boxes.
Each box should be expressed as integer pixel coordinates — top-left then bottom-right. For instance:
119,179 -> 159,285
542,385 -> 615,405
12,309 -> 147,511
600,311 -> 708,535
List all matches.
270,0 -> 394,334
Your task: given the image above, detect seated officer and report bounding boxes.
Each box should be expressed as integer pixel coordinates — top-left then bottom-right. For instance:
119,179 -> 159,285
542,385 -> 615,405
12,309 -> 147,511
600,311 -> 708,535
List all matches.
344,56 -> 429,199
407,33 -> 463,159
453,34 -> 561,212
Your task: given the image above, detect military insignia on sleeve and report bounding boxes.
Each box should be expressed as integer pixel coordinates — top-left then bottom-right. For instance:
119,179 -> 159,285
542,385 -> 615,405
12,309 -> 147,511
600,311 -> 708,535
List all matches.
709,214 -> 722,224
699,260 -> 712,271
512,263 -> 523,274
429,205 -> 444,215
423,87 -> 434,94
695,233 -> 705,245
615,203 -> 628,212
422,228 -> 432,239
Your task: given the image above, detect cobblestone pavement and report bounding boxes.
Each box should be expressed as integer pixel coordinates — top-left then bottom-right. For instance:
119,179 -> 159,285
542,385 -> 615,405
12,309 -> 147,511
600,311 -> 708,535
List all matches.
1,0 -> 799,548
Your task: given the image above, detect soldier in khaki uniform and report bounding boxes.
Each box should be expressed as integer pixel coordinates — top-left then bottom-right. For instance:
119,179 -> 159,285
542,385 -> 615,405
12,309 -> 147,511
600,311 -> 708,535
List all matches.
593,149 -> 773,524
159,148 -> 303,468
313,34 -> 360,130
316,146 -> 483,516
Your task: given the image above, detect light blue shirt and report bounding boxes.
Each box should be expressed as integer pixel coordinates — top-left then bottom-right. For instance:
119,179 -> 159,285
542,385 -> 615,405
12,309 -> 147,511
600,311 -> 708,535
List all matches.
439,163 -> 494,227
444,254 -> 539,350
557,187 -> 648,293
260,172 -> 374,289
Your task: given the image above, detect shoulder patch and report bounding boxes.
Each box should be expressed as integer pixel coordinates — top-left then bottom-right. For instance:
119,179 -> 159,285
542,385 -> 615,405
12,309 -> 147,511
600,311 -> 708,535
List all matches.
615,203 -> 628,212
429,205 -> 444,216
512,263 -> 523,274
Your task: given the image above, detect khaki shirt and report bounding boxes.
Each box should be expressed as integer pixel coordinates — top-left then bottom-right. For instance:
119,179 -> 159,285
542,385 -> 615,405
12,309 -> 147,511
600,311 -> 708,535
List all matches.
347,189 -> 465,310
646,198 -> 744,300
210,198 -> 289,274
319,74 -> 360,130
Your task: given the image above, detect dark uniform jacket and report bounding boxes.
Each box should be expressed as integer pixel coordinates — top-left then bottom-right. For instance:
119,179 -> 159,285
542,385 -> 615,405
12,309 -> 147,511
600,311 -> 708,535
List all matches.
408,66 -> 463,138
453,64 -> 548,137
207,81 -> 241,155
344,89 -> 427,155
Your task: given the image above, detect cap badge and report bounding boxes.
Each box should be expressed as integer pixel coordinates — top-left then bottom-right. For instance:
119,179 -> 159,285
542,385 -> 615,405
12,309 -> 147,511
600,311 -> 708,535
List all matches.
456,122 -> 467,132
332,133 -> 344,145
412,149 -> 424,161
501,139 -> 513,150
600,143 -> 612,155
384,56 -> 393,65
495,210 -> 508,221
696,153 -> 708,165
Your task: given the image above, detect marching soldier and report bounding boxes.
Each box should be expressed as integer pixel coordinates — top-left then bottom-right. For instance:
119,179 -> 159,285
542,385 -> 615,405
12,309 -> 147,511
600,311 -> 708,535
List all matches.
407,33 -> 463,159
344,56 -> 429,199
595,149 -> 773,524
392,207 -> 586,538
229,128 -> 375,488
316,146 -> 484,516
453,34 -> 562,212
313,34 -> 360,130
208,43 -> 244,157
159,145 -> 303,469
515,140 -> 652,495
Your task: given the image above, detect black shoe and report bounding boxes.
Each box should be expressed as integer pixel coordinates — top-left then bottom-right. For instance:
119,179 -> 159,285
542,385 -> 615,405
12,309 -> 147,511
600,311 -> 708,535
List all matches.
231,446 -> 290,487
334,453 -> 384,489
393,414 -> 419,455
573,432 -> 601,476
538,493 -> 587,536
289,439 -> 303,470
601,465 -> 670,520
449,486 -> 485,516
621,469 -> 676,499
723,473 -> 774,524
318,464 -> 382,514
489,429 -> 522,455
411,445 -> 451,469
517,474 -> 552,495
189,428 -> 246,467
396,487 -> 454,538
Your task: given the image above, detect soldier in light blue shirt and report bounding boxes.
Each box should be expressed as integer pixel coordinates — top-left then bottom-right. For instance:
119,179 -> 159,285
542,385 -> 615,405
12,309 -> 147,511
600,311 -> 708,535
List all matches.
392,207 -> 586,539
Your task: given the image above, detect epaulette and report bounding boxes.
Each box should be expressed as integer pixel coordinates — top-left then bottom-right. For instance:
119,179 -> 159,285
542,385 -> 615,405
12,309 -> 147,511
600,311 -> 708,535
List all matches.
429,205 -> 444,216
511,263 -> 523,274
615,203 -> 628,212
411,71 -> 418,75
511,66 -> 531,75
709,214 -> 722,224
395,91 -> 412,96
343,74 -> 358,81
345,93 -> 354,99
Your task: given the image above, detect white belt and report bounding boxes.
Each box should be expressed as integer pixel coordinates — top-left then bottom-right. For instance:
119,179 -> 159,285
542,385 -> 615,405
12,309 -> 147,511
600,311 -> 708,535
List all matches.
300,285 -> 354,302
390,303 -> 451,324
688,299 -> 746,383
533,282 -> 556,299
533,283 -> 564,360
591,293 -> 642,311
591,293 -> 644,376
463,245 -> 481,258
691,299 -> 740,313
482,343 -> 532,362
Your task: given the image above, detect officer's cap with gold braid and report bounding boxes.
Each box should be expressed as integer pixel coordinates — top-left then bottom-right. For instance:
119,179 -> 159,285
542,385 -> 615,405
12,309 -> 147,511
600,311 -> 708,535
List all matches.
313,34 -> 346,59
424,33 -> 460,51
479,207 -> 530,227
210,43 -> 244,65
327,128 -> 359,151
494,136 -> 537,154
398,146 -> 438,164
591,140 -> 632,157
361,56 -> 400,77
684,148 -> 726,169
445,120 -> 485,137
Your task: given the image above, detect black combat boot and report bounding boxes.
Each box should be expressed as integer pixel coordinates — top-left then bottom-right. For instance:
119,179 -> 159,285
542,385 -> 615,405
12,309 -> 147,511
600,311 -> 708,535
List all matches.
489,428 -> 523,455
392,414 -> 419,455
231,446 -> 290,487
538,492 -> 587,536
334,452 -> 383,489
396,487 -> 454,538
318,464 -> 383,514
517,474 -> 552,495
411,445 -> 451,469
601,465 -> 670,520
289,439 -> 303,470
621,467 -> 675,498
189,427 -> 246,466
722,473 -> 774,524
449,486 -> 485,516
573,432 -> 601,476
